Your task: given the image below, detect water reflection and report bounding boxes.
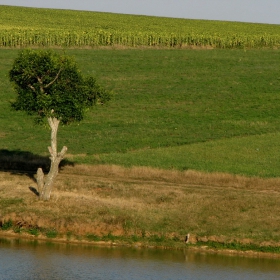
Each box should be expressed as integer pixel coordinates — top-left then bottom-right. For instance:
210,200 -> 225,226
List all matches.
1,237 -> 280,280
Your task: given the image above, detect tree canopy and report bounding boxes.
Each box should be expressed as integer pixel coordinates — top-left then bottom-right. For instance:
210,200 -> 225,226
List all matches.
9,49 -> 111,124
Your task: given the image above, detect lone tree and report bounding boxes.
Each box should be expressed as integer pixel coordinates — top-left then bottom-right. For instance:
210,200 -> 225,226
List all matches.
9,49 -> 111,201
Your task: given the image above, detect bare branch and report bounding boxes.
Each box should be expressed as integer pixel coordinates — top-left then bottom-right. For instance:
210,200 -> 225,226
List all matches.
34,68 -> 62,94
37,76 -> 43,85
28,84 -> 36,92
58,146 -> 68,159
36,168 -> 44,197
48,146 -> 54,157
44,68 -> 63,89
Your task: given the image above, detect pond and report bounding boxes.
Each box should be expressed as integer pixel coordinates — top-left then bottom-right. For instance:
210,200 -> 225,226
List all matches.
1,237 -> 280,280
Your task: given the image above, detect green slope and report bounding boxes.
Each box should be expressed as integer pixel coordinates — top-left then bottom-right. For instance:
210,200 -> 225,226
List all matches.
1,48 -> 280,177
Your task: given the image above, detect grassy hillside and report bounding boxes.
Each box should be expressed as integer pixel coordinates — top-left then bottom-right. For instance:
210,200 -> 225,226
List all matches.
0,5 -> 280,48
1,48 -> 280,177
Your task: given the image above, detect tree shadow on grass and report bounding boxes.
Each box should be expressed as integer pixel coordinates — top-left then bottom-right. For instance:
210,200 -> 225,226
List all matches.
0,149 -> 74,183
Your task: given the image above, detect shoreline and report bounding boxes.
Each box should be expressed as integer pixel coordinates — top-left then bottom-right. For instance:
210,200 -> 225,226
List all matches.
1,230 -> 280,260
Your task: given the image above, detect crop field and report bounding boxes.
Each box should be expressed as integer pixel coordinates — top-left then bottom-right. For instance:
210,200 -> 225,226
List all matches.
0,5 -> 280,48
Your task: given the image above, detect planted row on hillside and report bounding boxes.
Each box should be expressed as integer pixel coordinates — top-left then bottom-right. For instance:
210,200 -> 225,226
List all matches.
1,29 -> 280,48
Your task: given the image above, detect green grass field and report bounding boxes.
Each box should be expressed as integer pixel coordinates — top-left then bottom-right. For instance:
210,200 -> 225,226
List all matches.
1,48 -> 280,177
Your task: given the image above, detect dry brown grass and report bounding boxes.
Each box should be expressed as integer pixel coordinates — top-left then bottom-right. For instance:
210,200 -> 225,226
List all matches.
65,164 -> 280,191
1,164 -> 280,247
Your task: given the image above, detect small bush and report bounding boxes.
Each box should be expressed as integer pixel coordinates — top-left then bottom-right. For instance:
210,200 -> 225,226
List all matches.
86,234 -> 100,241
13,226 -> 21,233
131,235 -> 139,242
1,219 -> 13,230
66,231 -> 72,240
27,227 -> 39,236
149,234 -> 166,243
46,229 -> 58,238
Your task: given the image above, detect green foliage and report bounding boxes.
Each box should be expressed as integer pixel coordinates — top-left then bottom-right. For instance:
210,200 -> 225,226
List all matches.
9,49 -> 110,124
86,234 -> 101,241
27,227 -> 39,236
13,226 -> 21,233
66,231 -> 72,240
148,234 -> 166,243
45,228 -> 58,238
1,219 -> 13,230
195,241 -> 280,254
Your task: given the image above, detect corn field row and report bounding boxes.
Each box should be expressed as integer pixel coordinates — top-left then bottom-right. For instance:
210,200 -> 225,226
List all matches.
1,29 -> 280,49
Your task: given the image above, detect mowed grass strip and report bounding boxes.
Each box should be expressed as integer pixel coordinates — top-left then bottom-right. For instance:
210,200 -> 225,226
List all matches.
1,48 -> 280,177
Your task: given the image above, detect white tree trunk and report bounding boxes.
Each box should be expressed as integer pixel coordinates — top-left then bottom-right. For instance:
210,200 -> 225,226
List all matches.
37,117 -> 67,201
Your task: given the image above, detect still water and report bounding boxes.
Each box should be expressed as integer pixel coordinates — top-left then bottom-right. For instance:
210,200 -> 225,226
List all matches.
1,238 -> 280,280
